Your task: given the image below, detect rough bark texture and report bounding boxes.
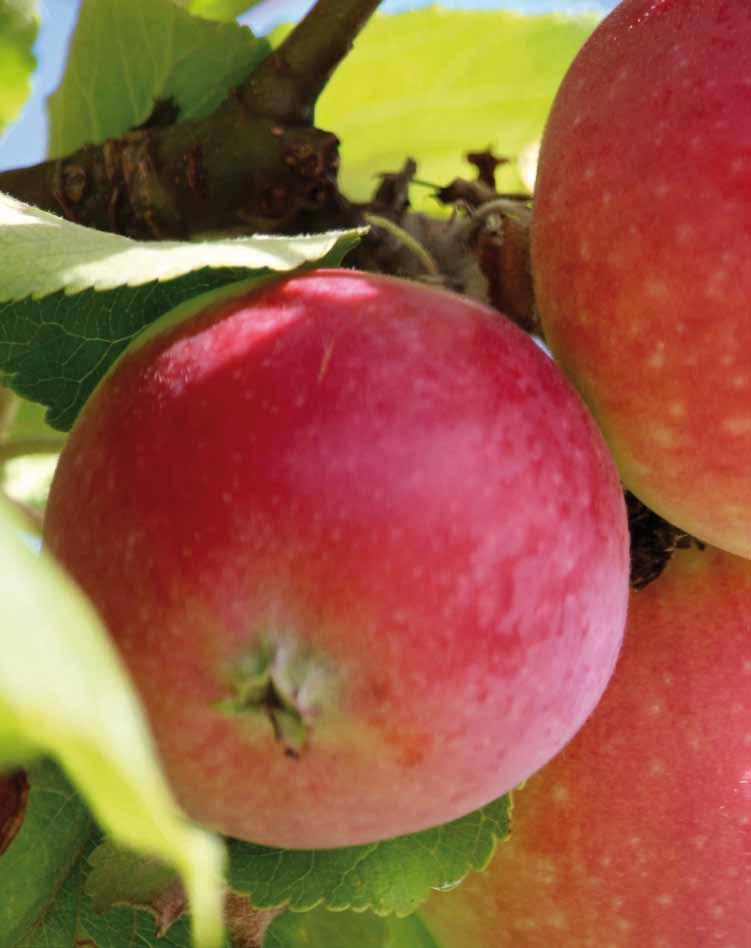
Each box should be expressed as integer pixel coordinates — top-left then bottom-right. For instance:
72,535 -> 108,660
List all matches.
0,0 -> 379,239
2,113 -> 347,240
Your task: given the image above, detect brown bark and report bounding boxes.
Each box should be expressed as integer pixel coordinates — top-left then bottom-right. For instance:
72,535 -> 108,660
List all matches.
240,0 -> 383,123
0,0 -> 381,240
1,113 -> 346,240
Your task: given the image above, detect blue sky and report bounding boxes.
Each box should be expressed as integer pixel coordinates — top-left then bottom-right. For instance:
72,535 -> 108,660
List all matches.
0,0 -> 618,172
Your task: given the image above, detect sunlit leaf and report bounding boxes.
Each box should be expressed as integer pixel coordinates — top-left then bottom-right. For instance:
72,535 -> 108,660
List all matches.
315,9 -> 595,208
229,794 -> 510,917
267,905 -> 440,948
0,193 -> 361,429
47,0 -> 269,158
0,0 -> 37,139
181,0 -> 265,21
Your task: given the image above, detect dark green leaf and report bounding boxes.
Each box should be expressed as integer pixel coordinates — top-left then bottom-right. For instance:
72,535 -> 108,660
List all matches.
266,905 -> 440,948
0,761 -> 92,948
0,494 -> 227,947
0,194 -> 361,430
229,795 -> 510,918
15,835 -> 200,948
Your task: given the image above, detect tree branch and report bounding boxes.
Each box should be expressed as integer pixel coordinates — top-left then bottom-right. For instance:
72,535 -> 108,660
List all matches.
239,0 -> 382,123
0,103 -> 352,239
0,0 -> 381,238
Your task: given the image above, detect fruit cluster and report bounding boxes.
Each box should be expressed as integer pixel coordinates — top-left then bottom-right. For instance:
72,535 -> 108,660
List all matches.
42,0 -> 751,943
422,0 -> 751,944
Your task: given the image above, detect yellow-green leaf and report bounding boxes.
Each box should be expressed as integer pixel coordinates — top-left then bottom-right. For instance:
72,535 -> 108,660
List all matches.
47,0 -> 268,158
0,0 -> 38,137
315,9 -> 596,208
187,0 -> 263,21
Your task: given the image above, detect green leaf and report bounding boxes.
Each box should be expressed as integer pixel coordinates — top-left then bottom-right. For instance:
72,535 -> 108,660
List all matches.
315,9 -> 596,208
47,0 -> 269,159
85,842 -> 181,919
0,193 -> 361,298
184,0 -> 264,22
0,193 -> 362,430
267,905 -> 440,948
0,760 -> 92,948
0,0 -> 37,138
0,495 -> 227,948
14,835 -> 203,948
228,795 -> 510,918
6,816 -> 218,947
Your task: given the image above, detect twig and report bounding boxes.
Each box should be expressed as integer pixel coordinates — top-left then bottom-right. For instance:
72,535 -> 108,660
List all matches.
240,0 -> 383,123
364,213 -> 440,277
471,196 -> 532,225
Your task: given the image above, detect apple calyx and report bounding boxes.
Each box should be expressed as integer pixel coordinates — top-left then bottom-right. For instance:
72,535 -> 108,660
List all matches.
217,637 -> 339,757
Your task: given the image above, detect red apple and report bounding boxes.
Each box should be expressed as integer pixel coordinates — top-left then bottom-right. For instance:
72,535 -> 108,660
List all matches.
532,0 -> 751,557
43,269 -> 628,849
420,544 -> 751,946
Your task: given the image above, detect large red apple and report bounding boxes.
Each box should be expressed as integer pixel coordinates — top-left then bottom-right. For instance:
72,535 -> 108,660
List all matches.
532,0 -> 751,557
43,269 -> 628,849
420,543 -> 751,946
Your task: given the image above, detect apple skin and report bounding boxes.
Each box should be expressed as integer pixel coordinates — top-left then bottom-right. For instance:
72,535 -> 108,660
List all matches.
419,544 -> 751,947
532,0 -> 751,557
43,269 -> 628,849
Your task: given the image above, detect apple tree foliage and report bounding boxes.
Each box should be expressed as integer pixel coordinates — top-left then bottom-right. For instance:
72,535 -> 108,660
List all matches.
0,1 -> 596,945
